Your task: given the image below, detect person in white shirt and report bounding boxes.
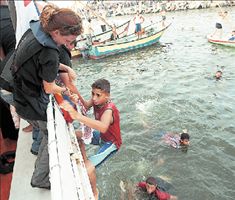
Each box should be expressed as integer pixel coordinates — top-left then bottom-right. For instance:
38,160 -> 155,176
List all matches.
133,10 -> 145,39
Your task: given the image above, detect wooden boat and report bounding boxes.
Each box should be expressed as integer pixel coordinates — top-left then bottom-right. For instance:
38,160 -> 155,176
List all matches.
71,1 -> 131,43
71,20 -> 131,58
207,35 -> 235,48
76,20 -> 131,44
72,19 -> 131,58
79,22 -> 171,59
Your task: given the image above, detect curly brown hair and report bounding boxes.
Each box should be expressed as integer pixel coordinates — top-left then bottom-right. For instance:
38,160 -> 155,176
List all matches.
40,4 -> 83,36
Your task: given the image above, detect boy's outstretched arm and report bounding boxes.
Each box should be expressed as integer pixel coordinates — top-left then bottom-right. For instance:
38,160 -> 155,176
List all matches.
60,100 -> 112,133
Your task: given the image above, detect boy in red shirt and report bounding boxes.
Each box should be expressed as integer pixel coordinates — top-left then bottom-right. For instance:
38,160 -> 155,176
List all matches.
60,79 -> 122,167
137,177 -> 177,200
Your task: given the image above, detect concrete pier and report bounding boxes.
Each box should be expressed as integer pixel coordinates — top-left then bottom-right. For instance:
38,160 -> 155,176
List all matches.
9,120 -> 50,200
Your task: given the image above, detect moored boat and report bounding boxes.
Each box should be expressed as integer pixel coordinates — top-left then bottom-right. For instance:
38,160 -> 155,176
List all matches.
207,35 -> 235,48
76,20 -> 131,44
71,1 -> 131,43
71,20 -> 131,58
79,21 -> 172,60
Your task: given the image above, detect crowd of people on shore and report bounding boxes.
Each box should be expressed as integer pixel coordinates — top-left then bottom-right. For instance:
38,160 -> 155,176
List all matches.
76,0 -> 235,18
75,0 -> 235,44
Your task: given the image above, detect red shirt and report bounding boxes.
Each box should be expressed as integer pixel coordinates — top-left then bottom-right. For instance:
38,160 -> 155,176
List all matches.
94,102 -> 122,149
137,182 -> 171,200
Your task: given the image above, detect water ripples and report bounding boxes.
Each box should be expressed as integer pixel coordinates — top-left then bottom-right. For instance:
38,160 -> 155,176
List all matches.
73,7 -> 235,200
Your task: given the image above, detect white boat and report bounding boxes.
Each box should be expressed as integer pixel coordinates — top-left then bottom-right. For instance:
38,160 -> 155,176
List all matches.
207,35 -> 235,48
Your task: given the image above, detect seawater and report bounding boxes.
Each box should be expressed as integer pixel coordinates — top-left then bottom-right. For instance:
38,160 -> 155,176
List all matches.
73,7 -> 235,200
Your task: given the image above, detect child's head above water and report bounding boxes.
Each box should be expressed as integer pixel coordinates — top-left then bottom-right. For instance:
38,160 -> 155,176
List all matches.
215,70 -> 222,80
146,177 -> 157,194
180,132 -> 190,146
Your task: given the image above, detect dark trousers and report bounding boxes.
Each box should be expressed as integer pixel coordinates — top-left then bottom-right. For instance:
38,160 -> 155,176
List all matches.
29,120 -> 50,189
0,96 -> 18,140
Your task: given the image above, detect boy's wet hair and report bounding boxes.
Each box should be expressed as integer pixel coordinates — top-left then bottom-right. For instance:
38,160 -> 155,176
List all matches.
91,79 -> 110,93
180,133 -> 190,140
146,177 -> 157,186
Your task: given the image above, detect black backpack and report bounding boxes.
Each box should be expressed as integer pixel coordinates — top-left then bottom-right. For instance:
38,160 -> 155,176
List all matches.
0,29 -> 43,92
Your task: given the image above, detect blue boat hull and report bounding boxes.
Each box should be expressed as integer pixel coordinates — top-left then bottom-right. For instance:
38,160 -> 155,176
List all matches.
84,24 -> 170,59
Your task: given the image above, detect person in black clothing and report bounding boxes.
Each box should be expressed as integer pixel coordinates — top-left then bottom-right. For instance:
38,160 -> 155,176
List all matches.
0,0 -> 18,141
0,1 -> 16,65
31,43 -> 98,198
31,44 -> 73,155
12,4 -> 83,189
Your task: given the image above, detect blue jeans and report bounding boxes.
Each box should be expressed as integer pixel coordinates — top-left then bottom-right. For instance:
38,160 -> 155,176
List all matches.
31,127 -> 42,153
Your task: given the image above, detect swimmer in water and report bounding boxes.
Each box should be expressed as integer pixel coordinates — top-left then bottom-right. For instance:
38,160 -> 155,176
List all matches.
162,129 -> 190,149
137,177 -> 178,200
215,70 -> 222,80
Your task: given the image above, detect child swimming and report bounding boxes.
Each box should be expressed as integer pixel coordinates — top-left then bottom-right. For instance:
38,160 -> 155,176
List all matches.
162,129 -> 190,149
215,70 -> 222,80
137,177 -> 177,200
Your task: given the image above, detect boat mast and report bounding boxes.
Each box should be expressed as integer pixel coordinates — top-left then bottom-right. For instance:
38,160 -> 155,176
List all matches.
77,1 -> 112,28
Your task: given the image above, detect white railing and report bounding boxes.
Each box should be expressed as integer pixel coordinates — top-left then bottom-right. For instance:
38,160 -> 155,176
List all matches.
47,96 -> 95,200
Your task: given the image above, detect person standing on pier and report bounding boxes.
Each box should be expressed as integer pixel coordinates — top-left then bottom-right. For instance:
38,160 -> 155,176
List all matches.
11,4 -> 83,191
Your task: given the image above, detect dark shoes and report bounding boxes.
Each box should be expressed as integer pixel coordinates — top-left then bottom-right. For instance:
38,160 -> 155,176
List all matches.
0,151 -> 16,174
30,149 -> 38,155
31,181 -> 51,190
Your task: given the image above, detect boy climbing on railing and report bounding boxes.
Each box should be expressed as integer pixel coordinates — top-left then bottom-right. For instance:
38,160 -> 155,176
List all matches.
60,79 -> 122,168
